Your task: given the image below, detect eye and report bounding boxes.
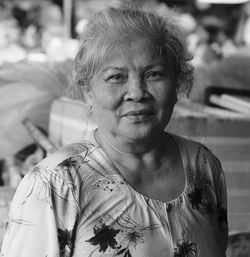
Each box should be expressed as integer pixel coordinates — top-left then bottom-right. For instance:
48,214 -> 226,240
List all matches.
104,74 -> 126,84
145,71 -> 164,81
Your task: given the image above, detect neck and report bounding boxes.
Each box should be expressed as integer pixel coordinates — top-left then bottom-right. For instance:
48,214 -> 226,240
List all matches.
94,129 -> 170,172
96,128 -> 165,153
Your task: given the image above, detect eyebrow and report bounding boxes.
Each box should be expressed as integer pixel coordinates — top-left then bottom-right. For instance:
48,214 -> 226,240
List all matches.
101,66 -> 128,73
101,62 -> 166,73
143,63 -> 166,70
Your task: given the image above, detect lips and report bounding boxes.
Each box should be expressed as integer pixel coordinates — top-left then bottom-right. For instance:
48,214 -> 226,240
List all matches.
122,109 -> 155,121
123,110 -> 154,116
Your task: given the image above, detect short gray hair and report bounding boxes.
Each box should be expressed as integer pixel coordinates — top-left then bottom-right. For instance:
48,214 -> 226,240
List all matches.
70,6 -> 193,101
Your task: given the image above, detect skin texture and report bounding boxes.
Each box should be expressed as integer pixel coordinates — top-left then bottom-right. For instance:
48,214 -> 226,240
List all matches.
86,37 -> 177,153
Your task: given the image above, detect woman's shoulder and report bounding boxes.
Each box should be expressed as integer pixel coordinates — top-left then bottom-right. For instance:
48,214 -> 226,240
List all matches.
23,141 -> 98,189
170,133 -> 205,154
170,133 -> 223,174
38,141 -> 96,170
6,143 -> 96,238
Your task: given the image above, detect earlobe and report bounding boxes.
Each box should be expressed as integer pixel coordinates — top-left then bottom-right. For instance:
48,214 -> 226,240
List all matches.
84,91 -> 94,115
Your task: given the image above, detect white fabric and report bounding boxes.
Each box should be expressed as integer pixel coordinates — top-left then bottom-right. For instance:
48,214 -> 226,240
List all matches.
1,132 -> 228,257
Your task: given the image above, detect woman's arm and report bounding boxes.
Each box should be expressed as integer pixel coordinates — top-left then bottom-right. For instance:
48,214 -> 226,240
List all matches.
1,164 -> 81,257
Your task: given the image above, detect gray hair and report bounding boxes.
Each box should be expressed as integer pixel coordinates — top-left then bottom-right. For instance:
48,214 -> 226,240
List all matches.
70,6 -> 193,101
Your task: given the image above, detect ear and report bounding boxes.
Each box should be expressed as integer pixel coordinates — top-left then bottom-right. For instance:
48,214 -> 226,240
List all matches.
81,85 -> 93,106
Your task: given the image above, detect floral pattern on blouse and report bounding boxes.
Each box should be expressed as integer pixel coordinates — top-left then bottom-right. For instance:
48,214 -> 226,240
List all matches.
174,234 -> 198,257
0,133 -> 228,257
85,209 -> 164,257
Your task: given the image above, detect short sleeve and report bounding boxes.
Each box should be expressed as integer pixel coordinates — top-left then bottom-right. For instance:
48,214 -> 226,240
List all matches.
0,163 -> 82,257
212,155 -> 228,252
199,145 -> 228,252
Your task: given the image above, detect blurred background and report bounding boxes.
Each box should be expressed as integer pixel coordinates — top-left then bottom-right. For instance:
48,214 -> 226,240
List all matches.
0,0 -> 250,255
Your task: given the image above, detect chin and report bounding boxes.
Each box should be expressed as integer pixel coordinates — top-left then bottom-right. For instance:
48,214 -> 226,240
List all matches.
121,124 -> 162,142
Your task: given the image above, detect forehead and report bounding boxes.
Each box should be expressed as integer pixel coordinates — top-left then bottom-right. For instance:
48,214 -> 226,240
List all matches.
96,36 -> 166,71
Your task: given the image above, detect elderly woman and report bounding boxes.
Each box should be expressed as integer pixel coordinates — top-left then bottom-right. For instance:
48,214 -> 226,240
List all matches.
1,6 -> 228,257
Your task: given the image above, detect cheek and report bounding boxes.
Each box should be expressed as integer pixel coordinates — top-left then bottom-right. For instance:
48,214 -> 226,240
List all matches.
155,87 -> 177,108
92,87 -> 123,111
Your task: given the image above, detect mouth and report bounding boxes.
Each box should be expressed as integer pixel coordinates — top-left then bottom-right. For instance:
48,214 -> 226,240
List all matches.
122,110 -> 155,122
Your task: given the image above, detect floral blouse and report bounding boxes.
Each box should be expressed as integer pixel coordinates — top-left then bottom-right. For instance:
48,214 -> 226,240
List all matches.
1,132 -> 228,257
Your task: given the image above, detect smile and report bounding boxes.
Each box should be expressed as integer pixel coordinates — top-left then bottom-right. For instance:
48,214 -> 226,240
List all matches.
122,110 -> 155,122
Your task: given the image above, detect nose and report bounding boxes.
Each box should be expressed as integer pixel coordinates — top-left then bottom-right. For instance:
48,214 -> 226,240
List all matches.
124,77 -> 149,102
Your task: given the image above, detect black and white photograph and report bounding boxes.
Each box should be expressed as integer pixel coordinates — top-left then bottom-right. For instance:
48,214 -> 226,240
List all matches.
0,0 -> 250,256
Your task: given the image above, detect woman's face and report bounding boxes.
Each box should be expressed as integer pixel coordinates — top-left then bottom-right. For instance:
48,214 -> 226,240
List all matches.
86,37 -> 177,143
